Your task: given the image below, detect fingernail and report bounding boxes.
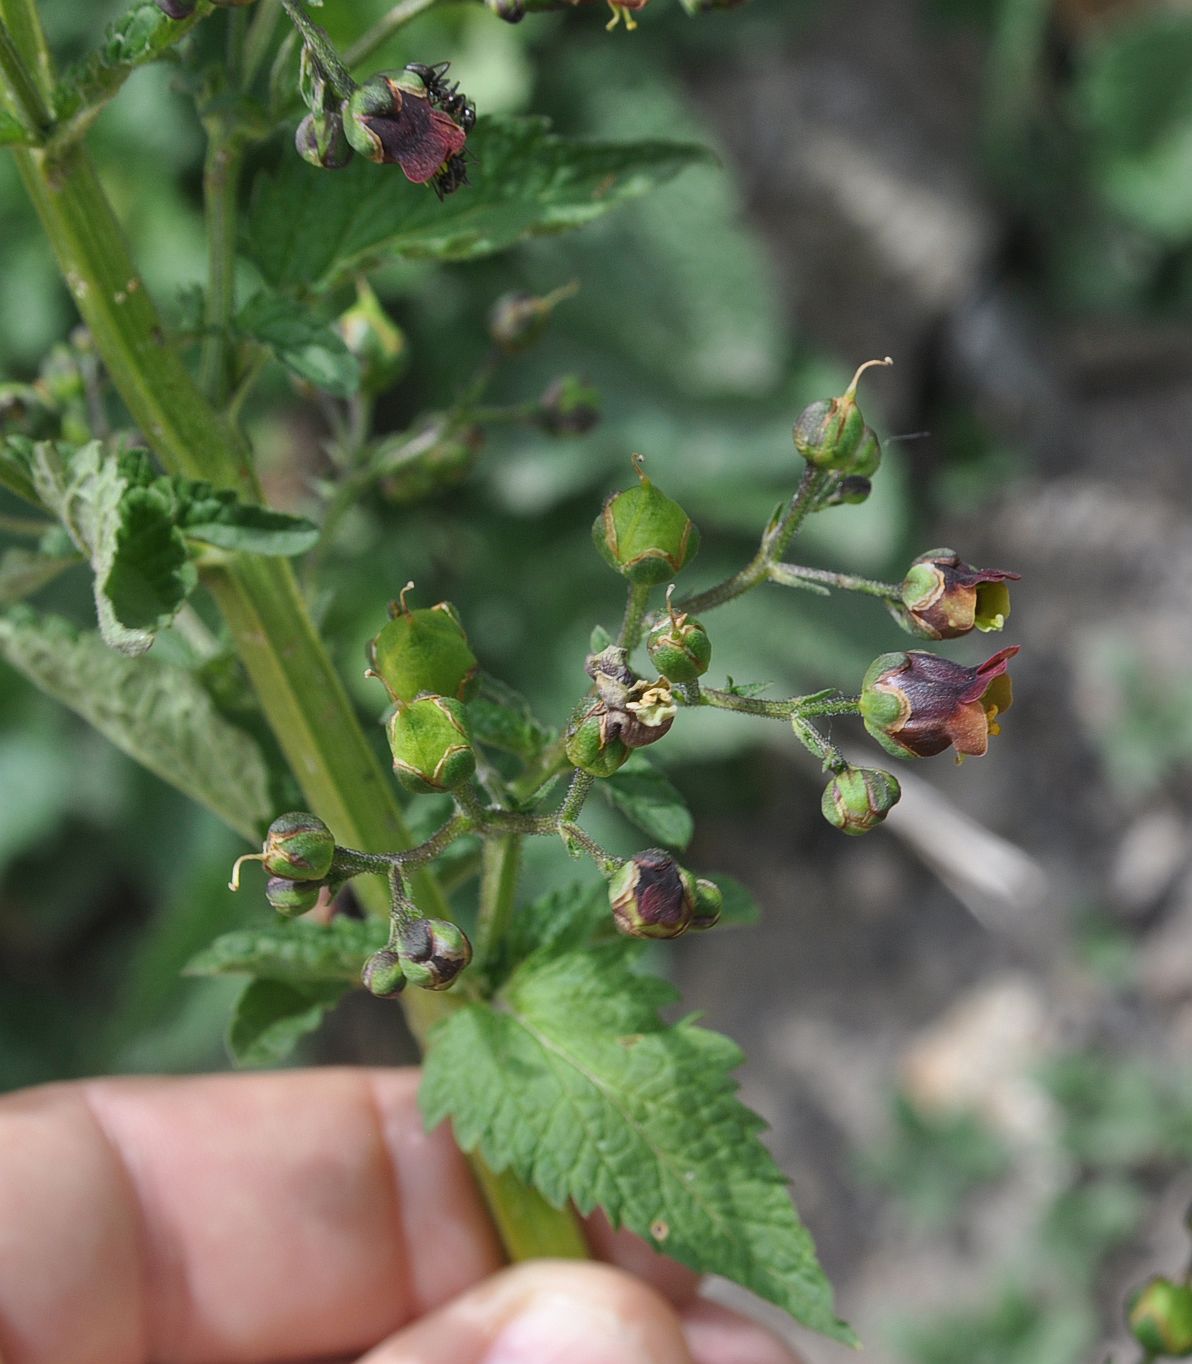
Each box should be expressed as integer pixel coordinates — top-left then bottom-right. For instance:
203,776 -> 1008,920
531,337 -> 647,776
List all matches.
482,1292 -> 660,1364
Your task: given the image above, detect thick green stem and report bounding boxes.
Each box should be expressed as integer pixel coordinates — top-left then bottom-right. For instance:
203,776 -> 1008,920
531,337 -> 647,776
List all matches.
198,132 -> 243,403
474,833 -> 521,968
344,0 -> 445,70
0,16 -> 49,137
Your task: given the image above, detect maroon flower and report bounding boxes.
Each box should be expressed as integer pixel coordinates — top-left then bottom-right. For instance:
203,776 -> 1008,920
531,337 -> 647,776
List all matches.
860,646 -> 1020,759
608,850 -> 696,939
343,74 -> 467,187
899,548 -> 1019,640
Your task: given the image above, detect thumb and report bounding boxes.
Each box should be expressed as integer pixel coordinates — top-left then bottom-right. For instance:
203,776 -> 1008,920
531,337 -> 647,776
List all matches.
358,1259 -> 698,1364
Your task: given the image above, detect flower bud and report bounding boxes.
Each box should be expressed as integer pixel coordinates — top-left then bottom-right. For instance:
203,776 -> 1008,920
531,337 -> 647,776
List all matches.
617,678 -> 677,749
295,109 -> 354,170
336,281 -> 408,393
487,284 -> 577,353
536,375 -> 601,436
609,850 -> 696,939
565,698 -> 632,778
153,0 -> 196,15
361,948 -> 406,998
593,454 -> 699,585
386,694 -> 476,794
691,877 -> 723,931
1127,1276 -> 1192,1358
396,917 -> 473,990
821,766 -> 901,834
367,589 -> 479,704
647,592 -> 711,683
899,548 -> 1019,640
792,358 -> 891,476
822,475 -> 872,507
485,0 -> 526,20
265,876 -> 322,918
376,418 -> 483,505
342,72 -> 468,186
860,646 -> 1019,760
262,811 -> 336,880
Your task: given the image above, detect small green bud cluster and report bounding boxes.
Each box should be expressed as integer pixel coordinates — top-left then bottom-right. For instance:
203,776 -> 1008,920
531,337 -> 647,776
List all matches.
791,358 -> 891,483
229,813 -> 338,917
362,918 -> 473,996
820,767 -> 901,835
647,588 -> 711,684
608,851 -> 721,939
592,455 -> 699,585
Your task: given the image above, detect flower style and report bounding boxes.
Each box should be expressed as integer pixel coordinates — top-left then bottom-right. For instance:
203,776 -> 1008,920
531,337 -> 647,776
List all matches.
899,548 -> 1019,640
860,646 -> 1020,759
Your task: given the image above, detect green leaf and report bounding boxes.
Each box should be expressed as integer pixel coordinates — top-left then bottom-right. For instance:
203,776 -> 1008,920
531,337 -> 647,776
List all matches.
186,917 -> 387,986
0,608 -> 272,840
53,2 -> 201,131
599,752 -> 693,849
0,436 -> 42,506
235,292 -> 361,398
227,977 -> 347,1067
589,624 -> 613,653
421,945 -> 852,1341
468,675 -> 553,759
0,549 -> 76,606
0,111 -> 30,147
176,484 -> 319,556
482,880 -> 611,985
247,116 -> 715,291
30,440 -> 194,655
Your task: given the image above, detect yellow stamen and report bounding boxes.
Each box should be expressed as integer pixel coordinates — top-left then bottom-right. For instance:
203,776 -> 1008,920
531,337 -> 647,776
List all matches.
606,2 -> 637,29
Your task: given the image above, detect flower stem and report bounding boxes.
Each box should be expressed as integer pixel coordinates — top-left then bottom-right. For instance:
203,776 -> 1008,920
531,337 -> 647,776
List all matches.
344,0 -> 444,70
618,579 -> 651,652
768,561 -> 900,601
474,833 -> 521,968
278,0 -> 354,100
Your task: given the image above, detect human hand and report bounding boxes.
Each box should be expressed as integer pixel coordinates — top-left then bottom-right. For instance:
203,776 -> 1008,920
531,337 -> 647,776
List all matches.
0,1068 -> 805,1363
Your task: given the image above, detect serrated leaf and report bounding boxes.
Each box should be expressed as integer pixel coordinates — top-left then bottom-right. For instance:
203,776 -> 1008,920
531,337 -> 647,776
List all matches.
227,977 -> 346,1067
0,549 -> 77,606
185,917 -> 387,985
247,116 -> 715,291
31,440 -> 193,654
54,2 -> 200,130
0,608 -> 272,840
421,945 -> 852,1342
599,752 -> 693,849
724,676 -> 772,698
468,676 -> 553,759
236,292 -> 361,397
177,486 -> 319,557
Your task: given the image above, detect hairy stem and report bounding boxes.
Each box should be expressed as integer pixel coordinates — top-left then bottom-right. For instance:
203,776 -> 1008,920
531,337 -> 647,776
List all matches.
617,579 -> 651,652
278,0 -> 354,100
768,561 -> 900,601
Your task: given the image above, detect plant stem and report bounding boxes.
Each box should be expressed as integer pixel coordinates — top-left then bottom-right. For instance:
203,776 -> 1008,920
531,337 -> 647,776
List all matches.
278,0 -> 354,100
789,715 -> 846,773
471,1161 -> 589,1261
768,561 -> 900,601
198,131 -> 243,403
344,0 -> 444,71
475,833 -> 521,967
0,16 -> 49,138
556,768 -> 594,823
242,0 -> 281,88
617,579 -> 651,652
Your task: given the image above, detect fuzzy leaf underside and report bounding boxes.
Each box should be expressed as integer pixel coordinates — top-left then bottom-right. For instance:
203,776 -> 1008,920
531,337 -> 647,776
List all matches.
599,752 -> 694,849
420,944 -> 853,1342
247,116 -> 715,291
227,978 -> 347,1068
0,608 -> 272,840
185,917 -> 387,986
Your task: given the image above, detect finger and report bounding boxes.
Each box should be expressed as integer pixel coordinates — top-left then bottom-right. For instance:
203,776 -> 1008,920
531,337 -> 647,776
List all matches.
357,1260 -> 696,1364
681,1298 -> 806,1364
583,1208 -> 701,1307
0,1069 -> 503,1364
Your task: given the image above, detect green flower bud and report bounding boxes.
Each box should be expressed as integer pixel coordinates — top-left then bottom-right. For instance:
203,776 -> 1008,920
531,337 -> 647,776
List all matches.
593,454 -> 699,585
397,917 -> 473,990
265,876 -> 322,918
821,767 -> 901,835
367,587 -> 479,704
822,475 -> 872,507
792,358 -> 891,475
335,280 -> 407,393
691,877 -> 723,931
361,948 -> 406,998
536,375 -> 601,436
262,811 -> 336,880
487,283 -> 578,353
377,419 -> 483,505
565,698 -> 632,778
1127,1276 -> 1192,1357
295,110 -> 354,169
647,589 -> 711,683
608,850 -> 696,939
386,694 -> 476,794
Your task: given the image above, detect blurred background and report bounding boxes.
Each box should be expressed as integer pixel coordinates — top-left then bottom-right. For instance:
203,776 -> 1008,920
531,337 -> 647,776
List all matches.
3,1 -> 1192,1360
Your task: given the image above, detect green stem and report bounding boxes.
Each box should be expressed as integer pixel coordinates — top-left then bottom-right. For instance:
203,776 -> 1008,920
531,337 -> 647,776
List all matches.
475,833 -> 521,968
0,16 -> 49,138
344,0 -> 445,71
789,715 -> 847,773
768,561 -> 899,601
556,768 -> 594,823
242,0 -> 281,88
198,131 -> 243,403
617,579 -> 651,652
471,1162 -> 589,1261
278,0 -> 354,100
699,687 -> 860,724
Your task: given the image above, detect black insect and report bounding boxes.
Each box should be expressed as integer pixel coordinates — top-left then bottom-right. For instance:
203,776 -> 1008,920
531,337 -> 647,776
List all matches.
404,62 -> 477,134
431,151 -> 472,201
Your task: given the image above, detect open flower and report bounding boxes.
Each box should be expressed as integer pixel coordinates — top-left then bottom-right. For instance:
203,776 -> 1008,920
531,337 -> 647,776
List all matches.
899,548 -> 1019,640
860,646 -> 1019,759
343,73 -> 467,188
